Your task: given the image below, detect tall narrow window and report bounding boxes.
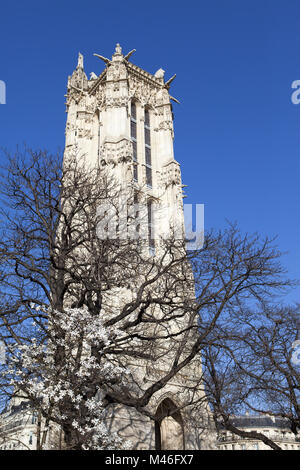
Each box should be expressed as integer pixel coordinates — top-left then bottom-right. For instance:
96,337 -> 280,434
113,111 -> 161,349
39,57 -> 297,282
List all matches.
134,191 -> 140,235
147,200 -> 155,254
131,102 -> 138,182
144,109 -> 152,188
98,118 -> 101,156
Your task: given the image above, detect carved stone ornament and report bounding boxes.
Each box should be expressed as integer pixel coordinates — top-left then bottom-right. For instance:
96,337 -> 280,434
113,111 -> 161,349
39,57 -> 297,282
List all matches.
100,139 -> 133,165
162,161 -> 181,187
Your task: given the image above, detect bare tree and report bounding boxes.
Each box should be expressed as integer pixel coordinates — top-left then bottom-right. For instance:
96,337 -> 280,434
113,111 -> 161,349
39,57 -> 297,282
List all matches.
201,302 -> 300,450
0,147 -> 201,449
0,148 -> 297,449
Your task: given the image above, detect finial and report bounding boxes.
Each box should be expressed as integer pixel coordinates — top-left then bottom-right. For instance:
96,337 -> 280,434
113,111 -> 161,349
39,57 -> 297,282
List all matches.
115,43 -> 122,54
77,52 -> 84,69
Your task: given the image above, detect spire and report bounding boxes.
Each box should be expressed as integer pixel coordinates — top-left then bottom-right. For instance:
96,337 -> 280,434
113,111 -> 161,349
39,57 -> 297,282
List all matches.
77,52 -> 84,70
68,52 -> 88,93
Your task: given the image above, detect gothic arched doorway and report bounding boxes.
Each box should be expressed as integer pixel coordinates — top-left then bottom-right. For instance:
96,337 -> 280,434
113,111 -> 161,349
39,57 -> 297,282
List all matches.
155,398 -> 185,450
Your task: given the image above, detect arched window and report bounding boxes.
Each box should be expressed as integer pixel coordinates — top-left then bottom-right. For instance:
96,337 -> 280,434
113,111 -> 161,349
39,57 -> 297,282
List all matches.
155,398 -> 185,450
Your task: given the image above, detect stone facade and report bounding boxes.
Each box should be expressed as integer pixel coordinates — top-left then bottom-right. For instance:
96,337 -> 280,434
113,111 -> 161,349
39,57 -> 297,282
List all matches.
64,44 -> 185,241
217,415 -> 300,451
64,44 -> 216,450
0,45 -> 216,451
0,397 -> 61,450
0,398 -> 38,450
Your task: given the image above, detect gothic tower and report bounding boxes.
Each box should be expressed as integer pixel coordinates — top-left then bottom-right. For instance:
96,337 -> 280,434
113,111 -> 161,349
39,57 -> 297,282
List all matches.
64,44 -> 214,450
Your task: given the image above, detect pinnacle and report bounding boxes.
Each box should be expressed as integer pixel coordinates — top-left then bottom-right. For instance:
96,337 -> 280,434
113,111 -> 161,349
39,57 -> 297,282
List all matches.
77,52 -> 84,69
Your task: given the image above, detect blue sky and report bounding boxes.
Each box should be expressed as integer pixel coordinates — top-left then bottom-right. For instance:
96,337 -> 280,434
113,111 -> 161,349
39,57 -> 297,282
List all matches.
0,0 -> 299,301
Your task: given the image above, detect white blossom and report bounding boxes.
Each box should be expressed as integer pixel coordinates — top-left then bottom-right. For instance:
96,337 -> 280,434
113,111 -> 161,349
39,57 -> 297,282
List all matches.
3,305 -> 130,450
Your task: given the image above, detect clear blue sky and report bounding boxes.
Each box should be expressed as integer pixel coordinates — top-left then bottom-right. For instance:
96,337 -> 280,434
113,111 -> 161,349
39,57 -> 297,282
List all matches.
0,0 -> 299,301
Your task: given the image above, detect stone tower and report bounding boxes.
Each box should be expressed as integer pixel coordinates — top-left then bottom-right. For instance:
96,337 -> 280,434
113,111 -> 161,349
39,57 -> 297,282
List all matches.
64,44 -> 214,450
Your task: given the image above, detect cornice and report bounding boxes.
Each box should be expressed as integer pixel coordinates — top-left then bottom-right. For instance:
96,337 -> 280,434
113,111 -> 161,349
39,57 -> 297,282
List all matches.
126,61 -> 163,89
